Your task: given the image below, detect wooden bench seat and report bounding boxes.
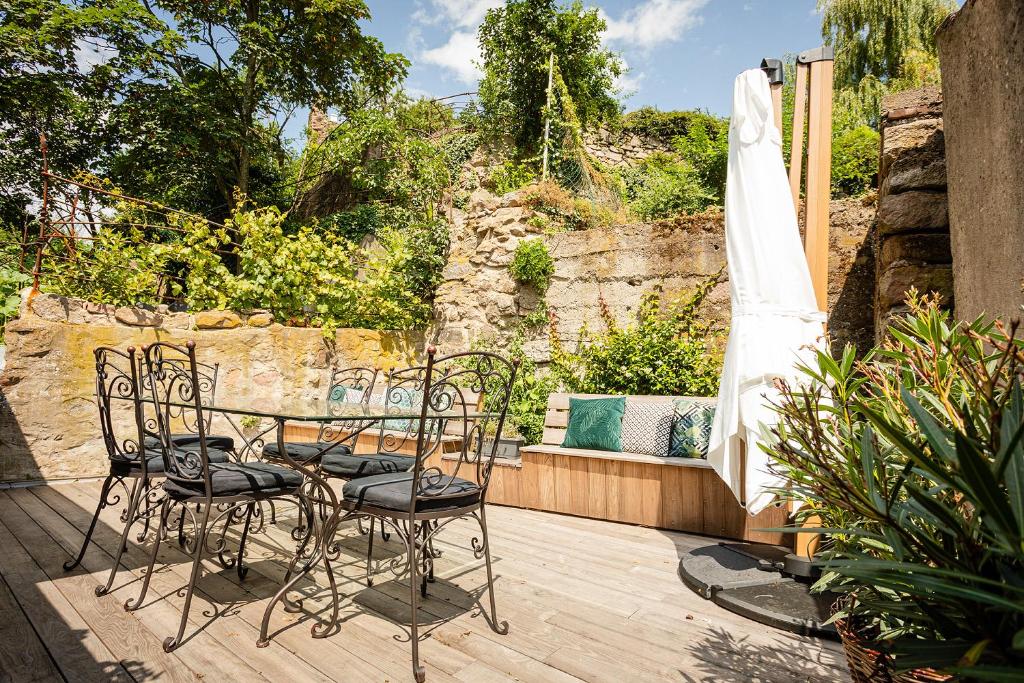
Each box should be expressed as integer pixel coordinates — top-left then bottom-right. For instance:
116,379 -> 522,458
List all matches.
516,393 -> 788,544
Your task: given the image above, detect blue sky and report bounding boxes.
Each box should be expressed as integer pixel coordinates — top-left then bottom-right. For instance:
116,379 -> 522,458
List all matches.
365,0 -> 825,116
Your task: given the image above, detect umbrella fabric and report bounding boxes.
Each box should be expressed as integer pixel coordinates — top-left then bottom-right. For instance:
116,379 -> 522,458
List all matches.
706,69 -> 826,515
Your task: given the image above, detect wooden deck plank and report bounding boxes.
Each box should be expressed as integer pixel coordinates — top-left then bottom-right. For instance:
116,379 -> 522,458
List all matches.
0,490 -> 201,683
0,519 -> 133,683
0,571 -> 64,683
0,482 -> 848,683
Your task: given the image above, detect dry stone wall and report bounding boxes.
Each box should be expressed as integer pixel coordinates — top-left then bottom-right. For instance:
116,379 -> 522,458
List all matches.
0,294 -> 423,482
432,187 -> 877,361
582,127 -> 675,168
874,87 -> 953,336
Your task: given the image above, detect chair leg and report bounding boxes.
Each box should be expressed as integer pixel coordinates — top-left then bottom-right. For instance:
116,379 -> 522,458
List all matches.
420,522 -> 430,599
135,478 -> 153,543
64,475 -> 114,571
235,503 -> 255,581
125,497 -> 168,612
96,475 -> 145,596
477,504 -> 509,635
407,517 -> 426,683
366,517 -> 376,587
164,501 -> 211,652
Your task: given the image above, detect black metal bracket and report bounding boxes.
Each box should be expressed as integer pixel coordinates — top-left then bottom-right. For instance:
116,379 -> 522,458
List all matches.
759,58 -> 784,85
797,45 -> 835,64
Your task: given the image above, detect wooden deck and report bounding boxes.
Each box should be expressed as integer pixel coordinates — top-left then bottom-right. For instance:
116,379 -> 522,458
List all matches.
0,480 -> 849,682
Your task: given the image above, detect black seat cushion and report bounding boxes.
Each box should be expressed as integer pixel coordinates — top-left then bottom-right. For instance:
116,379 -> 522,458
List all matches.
321,452 -> 415,478
110,447 -> 230,476
342,471 -> 480,513
262,441 -> 351,463
144,433 -> 236,452
162,462 -> 302,499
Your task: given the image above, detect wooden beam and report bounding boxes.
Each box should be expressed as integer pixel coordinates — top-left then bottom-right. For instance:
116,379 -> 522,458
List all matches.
788,62 -> 809,210
769,82 -> 783,135
803,58 -> 833,310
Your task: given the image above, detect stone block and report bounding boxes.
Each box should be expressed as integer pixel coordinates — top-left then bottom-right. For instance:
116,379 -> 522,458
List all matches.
877,263 -> 954,312
880,118 -> 944,183
246,312 -> 274,327
881,86 -> 942,122
883,157 -> 946,194
194,310 -> 242,329
878,232 -> 952,268
29,294 -> 71,322
877,191 -> 948,235
162,312 -> 193,329
115,306 -> 163,327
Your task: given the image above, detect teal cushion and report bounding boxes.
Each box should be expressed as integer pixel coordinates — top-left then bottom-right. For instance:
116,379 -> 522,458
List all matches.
561,397 -> 625,452
669,398 -> 716,458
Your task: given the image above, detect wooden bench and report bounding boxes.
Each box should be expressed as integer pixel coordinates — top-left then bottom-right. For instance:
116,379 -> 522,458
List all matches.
518,393 -> 789,544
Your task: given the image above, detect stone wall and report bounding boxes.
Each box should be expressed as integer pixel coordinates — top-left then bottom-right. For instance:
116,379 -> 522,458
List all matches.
938,0 -> 1024,324
432,187 -> 877,360
582,127 -> 675,168
0,294 -> 423,483
874,87 -> 953,336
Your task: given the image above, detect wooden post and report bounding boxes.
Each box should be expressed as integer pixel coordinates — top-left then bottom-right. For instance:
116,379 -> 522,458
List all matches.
803,50 -> 833,310
541,52 -> 554,182
792,46 -> 833,560
788,62 -> 809,209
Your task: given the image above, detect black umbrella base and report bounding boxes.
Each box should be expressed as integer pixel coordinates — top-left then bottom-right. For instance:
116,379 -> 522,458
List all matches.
678,542 -> 838,640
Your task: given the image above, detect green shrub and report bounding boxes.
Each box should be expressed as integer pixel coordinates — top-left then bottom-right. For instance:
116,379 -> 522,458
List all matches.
618,107 -> 723,139
508,239 -> 554,292
673,115 -> 729,202
768,294 -> 1024,678
0,266 -> 30,341
616,153 -> 716,221
550,272 -> 724,396
831,124 -> 880,198
488,160 -> 537,196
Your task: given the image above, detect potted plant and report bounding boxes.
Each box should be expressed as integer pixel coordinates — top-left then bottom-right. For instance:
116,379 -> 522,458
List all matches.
766,293 -> 1024,681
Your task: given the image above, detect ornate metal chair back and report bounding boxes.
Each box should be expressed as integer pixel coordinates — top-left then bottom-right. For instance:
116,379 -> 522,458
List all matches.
408,349 -> 518,511
94,346 -> 148,474
318,366 -> 378,442
142,341 -> 215,495
163,357 -> 220,435
375,365 -> 444,456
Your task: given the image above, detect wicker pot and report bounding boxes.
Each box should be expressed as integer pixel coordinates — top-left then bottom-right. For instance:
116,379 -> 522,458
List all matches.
835,619 -> 952,683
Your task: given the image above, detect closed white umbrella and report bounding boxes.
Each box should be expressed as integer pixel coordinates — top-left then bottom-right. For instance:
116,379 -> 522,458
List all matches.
707,69 -> 826,515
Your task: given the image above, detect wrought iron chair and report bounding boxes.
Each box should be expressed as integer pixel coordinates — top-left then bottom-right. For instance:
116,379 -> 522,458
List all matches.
317,365 -> 430,562
334,348 -> 518,683
261,365 -> 378,464
143,358 -> 235,454
63,346 -> 232,595
127,341 -> 305,652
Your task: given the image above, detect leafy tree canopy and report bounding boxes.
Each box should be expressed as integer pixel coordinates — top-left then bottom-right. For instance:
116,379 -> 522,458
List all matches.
819,0 -> 956,126
477,0 -> 623,155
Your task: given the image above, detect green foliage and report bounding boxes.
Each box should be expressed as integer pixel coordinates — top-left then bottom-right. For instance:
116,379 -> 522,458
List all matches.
477,0 -> 623,155
615,152 -> 716,221
672,114 -> 730,203
0,267 -> 30,342
509,239 -> 554,293
768,294 -> 1024,678
619,107 -> 722,140
820,0 -> 955,128
831,124 -> 881,198
488,161 -> 537,196
473,333 -> 558,445
550,273 -> 724,396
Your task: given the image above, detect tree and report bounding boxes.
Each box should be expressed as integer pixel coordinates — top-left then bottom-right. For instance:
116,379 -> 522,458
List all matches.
112,0 -> 408,215
0,0 -> 169,227
819,0 -> 957,127
477,0 -> 622,155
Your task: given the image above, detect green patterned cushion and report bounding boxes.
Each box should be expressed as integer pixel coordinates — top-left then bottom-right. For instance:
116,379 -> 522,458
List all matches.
561,397 -> 625,452
669,398 -> 716,458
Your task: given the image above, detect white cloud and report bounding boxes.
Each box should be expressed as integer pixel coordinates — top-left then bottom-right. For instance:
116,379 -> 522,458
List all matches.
413,0 -> 503,30
602,0 -> 708,50
420,30 -> 482,85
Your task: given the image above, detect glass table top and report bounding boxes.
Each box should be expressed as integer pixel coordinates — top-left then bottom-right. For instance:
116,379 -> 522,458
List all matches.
119,396 -> 494,422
